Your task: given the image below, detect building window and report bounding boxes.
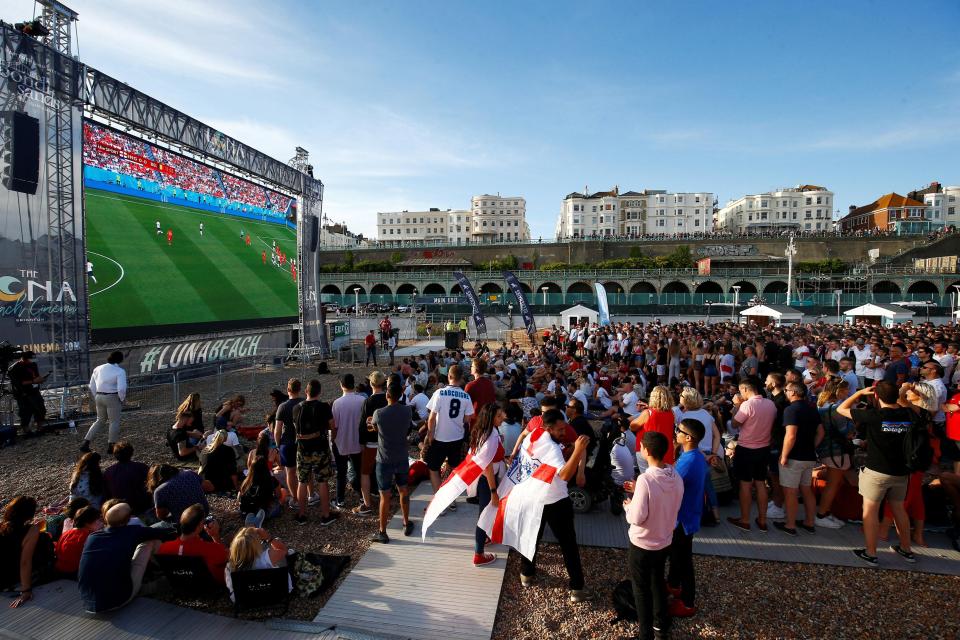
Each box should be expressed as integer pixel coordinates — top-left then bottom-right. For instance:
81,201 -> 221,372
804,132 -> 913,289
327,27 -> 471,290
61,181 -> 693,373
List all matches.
816,196 -> 822,204
761,200 -> 768,207
805,197 -> 812,205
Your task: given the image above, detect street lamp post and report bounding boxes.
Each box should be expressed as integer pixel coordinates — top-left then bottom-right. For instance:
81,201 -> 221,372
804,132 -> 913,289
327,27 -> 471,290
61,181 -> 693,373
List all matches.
785,235 -> 797,305
731,285 -> 741,323
353,288 -> 360,317
835,289 -> 843,324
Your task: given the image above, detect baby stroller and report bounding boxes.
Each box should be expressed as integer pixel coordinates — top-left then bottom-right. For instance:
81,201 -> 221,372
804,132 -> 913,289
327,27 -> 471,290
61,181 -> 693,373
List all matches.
568,422 -> 619,514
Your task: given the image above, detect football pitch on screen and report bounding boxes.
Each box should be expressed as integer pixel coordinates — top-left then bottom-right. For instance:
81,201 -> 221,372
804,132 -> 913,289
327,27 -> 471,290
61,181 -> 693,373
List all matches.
85,189 -> 299,330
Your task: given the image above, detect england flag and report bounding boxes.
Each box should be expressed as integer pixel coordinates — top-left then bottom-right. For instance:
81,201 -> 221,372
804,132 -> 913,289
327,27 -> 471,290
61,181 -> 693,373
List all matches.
421,429 -> 503,539
478,426 -> 566,560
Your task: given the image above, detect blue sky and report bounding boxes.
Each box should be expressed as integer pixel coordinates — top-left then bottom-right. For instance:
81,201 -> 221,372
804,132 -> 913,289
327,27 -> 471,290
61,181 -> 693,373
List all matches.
3,0 -> 959,239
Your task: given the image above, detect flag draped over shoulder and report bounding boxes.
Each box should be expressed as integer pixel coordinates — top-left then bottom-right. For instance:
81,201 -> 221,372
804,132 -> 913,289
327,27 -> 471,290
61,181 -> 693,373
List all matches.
478,426 -> 566,560
421,429 -> 502,539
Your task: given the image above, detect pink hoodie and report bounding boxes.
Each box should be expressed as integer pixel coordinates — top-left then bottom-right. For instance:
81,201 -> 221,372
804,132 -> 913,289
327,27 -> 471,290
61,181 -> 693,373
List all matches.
625,464 -> 684,550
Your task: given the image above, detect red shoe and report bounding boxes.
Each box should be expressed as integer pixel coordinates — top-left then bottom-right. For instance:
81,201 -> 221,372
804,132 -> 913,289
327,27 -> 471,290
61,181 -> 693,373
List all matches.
666,585 -> 682,599
668,600 -> 698,618
473,552 -> 496,567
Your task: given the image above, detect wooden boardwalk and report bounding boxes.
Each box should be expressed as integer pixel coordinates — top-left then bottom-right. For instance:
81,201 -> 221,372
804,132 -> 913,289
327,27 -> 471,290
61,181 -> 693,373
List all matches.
546,501 -> 960,575
0,580 -> 353,640
313,483 -> 506,640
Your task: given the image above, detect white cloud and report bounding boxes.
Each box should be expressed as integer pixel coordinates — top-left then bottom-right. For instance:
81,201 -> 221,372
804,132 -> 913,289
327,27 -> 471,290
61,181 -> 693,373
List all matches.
806,122 -> 960,151
74,0 -> 290,84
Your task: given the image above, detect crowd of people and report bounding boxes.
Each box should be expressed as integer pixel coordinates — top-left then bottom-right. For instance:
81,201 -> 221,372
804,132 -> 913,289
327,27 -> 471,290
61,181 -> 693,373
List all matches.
82,121 -> 293,220
4,316 -> 960,638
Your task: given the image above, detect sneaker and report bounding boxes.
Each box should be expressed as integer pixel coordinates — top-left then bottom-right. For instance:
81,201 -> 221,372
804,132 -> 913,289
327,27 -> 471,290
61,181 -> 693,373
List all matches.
352,504 -> 373,516
473,552 -> 496,567
798,523 -> 816,534
890,544 -> 916,563
853,548 -> 878,566
766,502 -> 785,519
826,514 -> 845,528
319,513 -> 339,527
774,522 -> 797,536
308,493 -> 321,506
520,573 -> 534,588
754,518 -> 768,533
726,516 -> 750,532
287,498 -> 300,511
293,514 -> 308,525
815,514 -> 843,529
331,499 -> 344,511
668,600 -> 698,618
403,520 -> 414,537
370,530 -> 389,544
568,589 -> 586,603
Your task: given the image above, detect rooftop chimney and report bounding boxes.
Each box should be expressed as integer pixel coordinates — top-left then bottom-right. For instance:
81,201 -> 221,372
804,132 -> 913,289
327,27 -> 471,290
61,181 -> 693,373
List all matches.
848,205 -> 856,212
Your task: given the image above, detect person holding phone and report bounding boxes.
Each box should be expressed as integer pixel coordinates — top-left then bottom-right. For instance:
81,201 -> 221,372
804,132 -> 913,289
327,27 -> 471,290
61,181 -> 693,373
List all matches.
156,504 -> 227,585
7,351 -> 48,437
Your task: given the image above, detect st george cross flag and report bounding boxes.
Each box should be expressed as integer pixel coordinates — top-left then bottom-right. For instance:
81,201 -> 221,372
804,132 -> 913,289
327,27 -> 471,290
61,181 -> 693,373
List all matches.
478,426 -> 566,560
421,429 -> 502,539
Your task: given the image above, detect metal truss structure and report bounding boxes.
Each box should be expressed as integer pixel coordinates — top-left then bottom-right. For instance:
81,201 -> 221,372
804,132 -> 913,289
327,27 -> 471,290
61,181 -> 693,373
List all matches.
38,0 -> 85,385
0,4 -> 325,385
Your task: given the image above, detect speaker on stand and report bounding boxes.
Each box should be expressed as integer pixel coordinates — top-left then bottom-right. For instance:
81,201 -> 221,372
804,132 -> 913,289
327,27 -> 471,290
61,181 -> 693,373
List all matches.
1,111 -> 40,195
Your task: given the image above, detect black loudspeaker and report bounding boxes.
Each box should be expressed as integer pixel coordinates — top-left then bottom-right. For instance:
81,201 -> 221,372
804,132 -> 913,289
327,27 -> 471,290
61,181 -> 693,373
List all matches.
2,112 -> 40,195
309,215 -> 319,252
445,331 -> 463,349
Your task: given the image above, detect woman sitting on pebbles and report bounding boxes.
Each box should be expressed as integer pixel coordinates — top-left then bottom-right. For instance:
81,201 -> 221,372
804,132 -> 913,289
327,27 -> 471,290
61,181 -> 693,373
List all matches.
0,496 -> 55,607
224,526 -> 292,602
69,452 -> 106,510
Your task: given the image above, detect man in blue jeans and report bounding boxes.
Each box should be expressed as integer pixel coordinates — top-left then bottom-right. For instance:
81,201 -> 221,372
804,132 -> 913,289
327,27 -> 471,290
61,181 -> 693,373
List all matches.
668,418 -> 707,618
369,384 -> 414,543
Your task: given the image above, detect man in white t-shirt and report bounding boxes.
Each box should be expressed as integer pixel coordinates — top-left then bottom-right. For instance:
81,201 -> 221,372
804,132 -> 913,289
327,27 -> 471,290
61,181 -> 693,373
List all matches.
932,341 -> 955,388
792,339 -> 810,371
424,365 -> 475,501
826,340 -> 845,364
849,338 -> 872,388
621,381 -> 642,419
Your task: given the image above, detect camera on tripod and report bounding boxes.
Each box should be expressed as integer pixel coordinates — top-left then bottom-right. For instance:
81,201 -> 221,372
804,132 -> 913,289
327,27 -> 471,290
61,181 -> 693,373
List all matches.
0,341 -> 22,374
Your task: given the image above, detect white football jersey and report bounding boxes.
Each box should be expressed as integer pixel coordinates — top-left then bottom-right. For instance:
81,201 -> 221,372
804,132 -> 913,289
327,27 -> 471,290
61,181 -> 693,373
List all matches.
426,385 -> 474,442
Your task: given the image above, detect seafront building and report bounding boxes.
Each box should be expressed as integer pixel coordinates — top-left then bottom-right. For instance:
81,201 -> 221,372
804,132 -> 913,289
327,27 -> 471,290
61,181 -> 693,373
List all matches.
554,186 -> 715,239
377,194 -> 529,245
715,185 -> 834,234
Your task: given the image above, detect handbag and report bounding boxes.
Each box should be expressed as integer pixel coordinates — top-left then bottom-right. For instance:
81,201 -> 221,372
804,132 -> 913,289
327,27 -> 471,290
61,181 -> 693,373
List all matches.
709,454 -> 732,494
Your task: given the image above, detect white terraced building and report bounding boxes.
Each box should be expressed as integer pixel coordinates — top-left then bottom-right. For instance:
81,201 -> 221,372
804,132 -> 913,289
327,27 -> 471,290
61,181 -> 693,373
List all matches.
377,194 -> 530,245
715,185 -> 835,234
917,184 -> 960,229
554,186 -> 715,239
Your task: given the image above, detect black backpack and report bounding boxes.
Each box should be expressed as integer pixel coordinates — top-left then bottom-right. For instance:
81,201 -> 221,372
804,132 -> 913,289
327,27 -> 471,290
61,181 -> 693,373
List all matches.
903,412 -> 933,473
610,579 -> 637,623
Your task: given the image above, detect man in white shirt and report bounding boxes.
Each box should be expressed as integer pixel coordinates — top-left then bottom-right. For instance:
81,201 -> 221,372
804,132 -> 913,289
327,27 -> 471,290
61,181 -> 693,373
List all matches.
826,340 -> 846,364
425,365 -> 475,499
792,339 -> 810,372
849,338 -> 872,388
621,381 -> 642,419
932,341 -> 955,388
921,361 -> 947,428
81,351 -> 128,454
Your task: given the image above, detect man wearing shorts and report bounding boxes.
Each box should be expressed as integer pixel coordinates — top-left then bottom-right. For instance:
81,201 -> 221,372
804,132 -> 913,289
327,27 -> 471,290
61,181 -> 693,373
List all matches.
274,378 -> 303,509
775,382 -> 822,536
356,371 -> 388,516
425,365 -> 475,509
727,377 -> 777,532
292,379 -> 337,527
837,382 -> 916,566
369,383 -> 414,543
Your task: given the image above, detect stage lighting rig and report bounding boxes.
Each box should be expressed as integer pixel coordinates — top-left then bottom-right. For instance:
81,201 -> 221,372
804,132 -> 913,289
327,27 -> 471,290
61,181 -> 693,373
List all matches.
13,18 -> 48,38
